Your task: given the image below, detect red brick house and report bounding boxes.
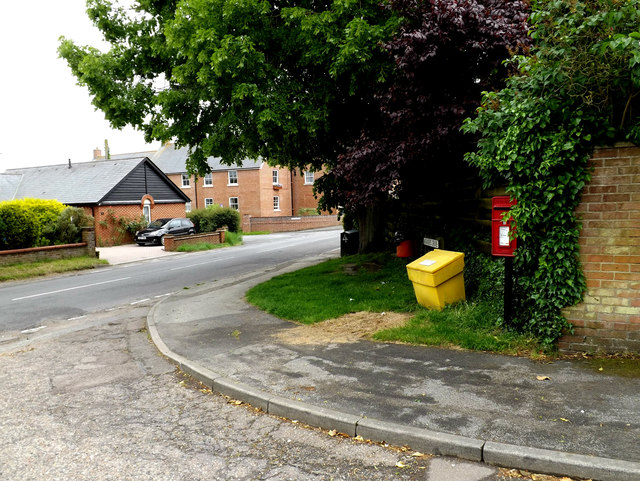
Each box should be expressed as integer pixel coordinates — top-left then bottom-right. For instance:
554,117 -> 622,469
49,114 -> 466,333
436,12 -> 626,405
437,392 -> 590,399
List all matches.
148,143 -> 340,232
0,157 -> 190,246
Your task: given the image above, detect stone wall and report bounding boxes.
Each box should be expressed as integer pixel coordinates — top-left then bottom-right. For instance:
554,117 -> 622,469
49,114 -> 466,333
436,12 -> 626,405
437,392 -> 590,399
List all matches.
560,144 -> 640,352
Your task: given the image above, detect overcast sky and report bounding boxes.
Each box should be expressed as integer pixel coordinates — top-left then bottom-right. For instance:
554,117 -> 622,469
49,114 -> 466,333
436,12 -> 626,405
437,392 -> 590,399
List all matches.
0,0 -> 159,173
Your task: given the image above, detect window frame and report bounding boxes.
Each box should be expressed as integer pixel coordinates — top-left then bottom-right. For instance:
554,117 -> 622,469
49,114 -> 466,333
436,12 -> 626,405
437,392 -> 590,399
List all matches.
203,173 -> 213,187
227,170 -> 238,185
204,198 -> 214,208
273,195 -> 280,211
181,173 -> 191,188
143,199 -> 151,223
272,170 -> 279,185
229,197 -> 239,210
304,171 -> 315,185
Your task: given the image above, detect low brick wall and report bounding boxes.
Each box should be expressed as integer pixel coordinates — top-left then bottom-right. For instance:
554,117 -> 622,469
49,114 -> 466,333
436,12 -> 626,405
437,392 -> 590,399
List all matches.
560,144 -> 640,353
0,227 -> 97,265
163,230 -> 226,252
244,215 -> 341,233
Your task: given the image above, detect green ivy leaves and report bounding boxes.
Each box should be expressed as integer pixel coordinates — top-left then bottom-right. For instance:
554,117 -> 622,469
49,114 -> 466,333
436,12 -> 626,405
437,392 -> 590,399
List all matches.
464,0 -> 640,348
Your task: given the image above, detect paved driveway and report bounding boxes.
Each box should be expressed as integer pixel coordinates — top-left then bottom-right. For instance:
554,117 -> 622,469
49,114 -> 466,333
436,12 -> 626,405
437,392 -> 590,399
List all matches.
96,244 -> 181,265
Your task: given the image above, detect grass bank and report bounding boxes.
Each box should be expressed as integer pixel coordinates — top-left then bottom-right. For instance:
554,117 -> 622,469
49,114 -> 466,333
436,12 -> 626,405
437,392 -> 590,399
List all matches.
246,253 -> 543,355
0,256 -> 108,282
176,231 -> 243,252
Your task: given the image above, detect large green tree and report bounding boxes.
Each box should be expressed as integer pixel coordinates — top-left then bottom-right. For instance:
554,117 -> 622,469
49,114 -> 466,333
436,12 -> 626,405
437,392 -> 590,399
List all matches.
59,0 -> 398,230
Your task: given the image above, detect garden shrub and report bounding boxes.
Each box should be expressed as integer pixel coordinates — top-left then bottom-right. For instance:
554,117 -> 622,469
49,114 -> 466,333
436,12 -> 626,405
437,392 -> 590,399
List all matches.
0,198 -> 66,247
188,206 -> 241,233
97,209 -> 147,246
50,207 -> 95,245
0,202 -> 39,250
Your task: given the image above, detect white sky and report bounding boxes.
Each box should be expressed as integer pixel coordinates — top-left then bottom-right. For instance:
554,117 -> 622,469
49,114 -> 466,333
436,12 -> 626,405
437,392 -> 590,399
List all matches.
0,0 -> 159,173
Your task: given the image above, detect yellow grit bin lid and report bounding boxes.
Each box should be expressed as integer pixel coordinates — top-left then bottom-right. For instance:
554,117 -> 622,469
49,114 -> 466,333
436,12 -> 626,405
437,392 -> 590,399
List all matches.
406,249 -> 465,287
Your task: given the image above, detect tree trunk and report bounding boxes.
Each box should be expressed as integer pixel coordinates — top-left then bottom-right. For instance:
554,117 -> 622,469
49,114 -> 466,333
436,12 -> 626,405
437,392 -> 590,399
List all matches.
357,204 -> 386,253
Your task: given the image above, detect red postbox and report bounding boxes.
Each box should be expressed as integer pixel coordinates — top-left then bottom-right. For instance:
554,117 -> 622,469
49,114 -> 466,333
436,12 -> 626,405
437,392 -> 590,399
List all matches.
491,196 -> 517,257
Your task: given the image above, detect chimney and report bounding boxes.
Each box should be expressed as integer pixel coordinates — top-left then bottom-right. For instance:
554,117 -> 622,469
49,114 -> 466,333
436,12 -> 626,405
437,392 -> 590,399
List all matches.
93,148 -> 103,160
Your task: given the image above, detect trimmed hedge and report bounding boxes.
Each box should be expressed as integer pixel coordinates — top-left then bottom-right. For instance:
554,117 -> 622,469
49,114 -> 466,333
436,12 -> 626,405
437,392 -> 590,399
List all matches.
0,200 -> 93,250
0,202 -> 39,250
188,206 -> 241,233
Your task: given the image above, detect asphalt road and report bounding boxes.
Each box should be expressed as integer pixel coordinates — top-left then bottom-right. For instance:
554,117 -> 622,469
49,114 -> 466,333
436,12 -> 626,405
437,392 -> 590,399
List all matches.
0,229 -> 341,333
0,230 -> 523,481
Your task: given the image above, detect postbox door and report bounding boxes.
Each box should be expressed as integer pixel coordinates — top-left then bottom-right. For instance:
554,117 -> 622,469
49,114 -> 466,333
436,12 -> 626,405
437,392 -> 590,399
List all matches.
491,196 -> 517,257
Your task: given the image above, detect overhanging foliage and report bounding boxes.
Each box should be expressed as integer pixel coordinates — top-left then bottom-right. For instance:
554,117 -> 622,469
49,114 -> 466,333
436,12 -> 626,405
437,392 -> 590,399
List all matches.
463,0 -> 640,347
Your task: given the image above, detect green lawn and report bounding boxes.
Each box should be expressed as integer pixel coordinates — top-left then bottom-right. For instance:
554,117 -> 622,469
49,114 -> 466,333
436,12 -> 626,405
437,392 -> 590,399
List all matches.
246,254 -> 418,323
246,253 -> 543,355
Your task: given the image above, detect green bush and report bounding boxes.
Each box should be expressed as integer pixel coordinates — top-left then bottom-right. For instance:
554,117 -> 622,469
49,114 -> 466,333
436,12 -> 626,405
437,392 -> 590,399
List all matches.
188,206 -> 241,233
50,207 -> 95,245
0,199 -> 67,247
0,202 -> 39,250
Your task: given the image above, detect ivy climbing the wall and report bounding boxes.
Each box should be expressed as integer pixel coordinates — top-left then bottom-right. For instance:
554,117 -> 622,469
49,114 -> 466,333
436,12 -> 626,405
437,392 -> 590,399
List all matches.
463,0 -> 640,348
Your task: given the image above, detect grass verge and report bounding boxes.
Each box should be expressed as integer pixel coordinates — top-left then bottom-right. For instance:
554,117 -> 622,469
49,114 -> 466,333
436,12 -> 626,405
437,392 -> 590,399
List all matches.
373,303 -> 540,355
176,232 -> 243,252
0,256 -> 108,282
247,253 -> 417,323
246,253 -> 544,355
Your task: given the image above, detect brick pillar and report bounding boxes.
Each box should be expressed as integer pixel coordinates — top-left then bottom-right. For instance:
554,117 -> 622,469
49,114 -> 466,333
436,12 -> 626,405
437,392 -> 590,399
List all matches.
216,228 -> 226,244
163,235 -> 176,251
81,227 -> 97,257
242,214 -> 252,233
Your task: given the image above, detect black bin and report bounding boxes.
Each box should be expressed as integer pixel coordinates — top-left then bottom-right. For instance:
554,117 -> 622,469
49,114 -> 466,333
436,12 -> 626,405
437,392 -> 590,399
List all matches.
340,230 -> 359,257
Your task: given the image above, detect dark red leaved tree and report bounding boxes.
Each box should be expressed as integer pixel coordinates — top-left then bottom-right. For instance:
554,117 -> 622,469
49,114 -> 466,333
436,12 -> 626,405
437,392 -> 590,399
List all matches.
317,0 -> 530,251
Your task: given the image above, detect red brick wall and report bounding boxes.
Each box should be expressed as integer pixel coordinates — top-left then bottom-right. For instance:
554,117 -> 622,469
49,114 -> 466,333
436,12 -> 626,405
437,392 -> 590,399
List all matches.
246,215 -> 342,233
292,170 -> 322,214
0,228 -> 96,265
93,202 -> 187,246
163,230 -> 225,251
561,144 -> 640,353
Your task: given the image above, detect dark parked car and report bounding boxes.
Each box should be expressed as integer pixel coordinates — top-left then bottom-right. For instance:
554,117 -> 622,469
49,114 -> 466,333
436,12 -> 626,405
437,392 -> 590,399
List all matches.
134,218 -> 195,246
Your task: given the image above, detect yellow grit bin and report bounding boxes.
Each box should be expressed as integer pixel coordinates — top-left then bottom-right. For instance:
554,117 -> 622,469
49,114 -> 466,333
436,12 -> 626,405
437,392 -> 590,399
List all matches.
406,249 -> 465,310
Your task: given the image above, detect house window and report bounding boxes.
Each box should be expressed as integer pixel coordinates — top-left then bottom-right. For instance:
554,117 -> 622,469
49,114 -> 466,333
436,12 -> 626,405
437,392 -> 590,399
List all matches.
205,198 -> 214,208
272,170 -> 279,185
143,199 -> 151,223
229,197 -> 239,210
228,170 -> 238,185
273,196 -> 280,211
185,202 -> 192,213
204,173 -> 213,187
181,174 -> 190,188
304,171 -> 315,185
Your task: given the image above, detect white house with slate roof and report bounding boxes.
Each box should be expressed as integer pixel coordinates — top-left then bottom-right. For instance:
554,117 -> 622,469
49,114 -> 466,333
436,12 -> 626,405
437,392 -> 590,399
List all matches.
0,156 -> 191,246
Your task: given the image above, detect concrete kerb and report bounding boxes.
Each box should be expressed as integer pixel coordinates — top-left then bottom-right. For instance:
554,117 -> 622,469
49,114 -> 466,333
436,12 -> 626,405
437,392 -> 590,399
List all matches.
483,442 -> 640,481
145,271 -> 640,481
355,417 -> 484,462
